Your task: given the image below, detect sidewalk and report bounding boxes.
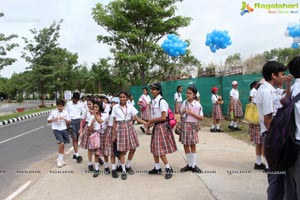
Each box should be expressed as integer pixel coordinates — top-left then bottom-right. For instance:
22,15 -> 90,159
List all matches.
17,126 -> 267,200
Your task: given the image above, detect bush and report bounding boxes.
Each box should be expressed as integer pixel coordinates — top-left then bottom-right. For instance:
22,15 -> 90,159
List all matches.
16,96 -> 24,103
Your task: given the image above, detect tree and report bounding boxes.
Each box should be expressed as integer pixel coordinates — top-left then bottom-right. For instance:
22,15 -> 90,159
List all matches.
0,12 -> 19,71
92,0 -> 192,85
21,20 -> 62,106
225,53 -> 242,67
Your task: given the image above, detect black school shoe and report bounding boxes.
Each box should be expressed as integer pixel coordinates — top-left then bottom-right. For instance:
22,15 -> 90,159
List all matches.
112,169 -> 118,178
234,127 -> 242,131
217,129 -> 224,132
104,167 -> 111,175
126,167 -> 135,175
254,163 -> 266,170
192,166 -> 203,173
140,126 -> 145,134
165,167 -> 173,179
210,128 -> 217,133
93,170 -> 99,178
98,158 -> 104,165
88,165 -> 94,172
148,168 -> 162,175
228,125 -> 235,130
121,172 -> 127,180
180,165 -> 192,172
76,156 -> 83,163
73,154 -> 76,159
117,166 -> 122,172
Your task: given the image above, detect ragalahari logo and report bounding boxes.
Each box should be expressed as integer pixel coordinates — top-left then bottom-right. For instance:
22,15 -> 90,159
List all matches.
240,1 -> 254,15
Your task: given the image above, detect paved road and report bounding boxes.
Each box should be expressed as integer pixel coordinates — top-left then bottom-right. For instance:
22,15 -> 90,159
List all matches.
0,115 -> 72,200
0,103 -> 52,114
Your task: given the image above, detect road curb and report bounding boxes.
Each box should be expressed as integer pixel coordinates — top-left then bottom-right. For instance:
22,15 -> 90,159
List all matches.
0,110 -> 52,126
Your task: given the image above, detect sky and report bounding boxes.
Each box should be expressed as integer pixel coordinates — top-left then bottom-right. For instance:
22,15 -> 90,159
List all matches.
1,0 -> 299,78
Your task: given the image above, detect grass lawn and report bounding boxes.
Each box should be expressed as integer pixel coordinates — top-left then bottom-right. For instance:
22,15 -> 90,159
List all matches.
0,106 -> 55,122
201,116 -> 252,145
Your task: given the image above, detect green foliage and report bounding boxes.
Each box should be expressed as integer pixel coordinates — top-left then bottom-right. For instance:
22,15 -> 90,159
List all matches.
0,12 -> 19,71
92,0 -> 192,84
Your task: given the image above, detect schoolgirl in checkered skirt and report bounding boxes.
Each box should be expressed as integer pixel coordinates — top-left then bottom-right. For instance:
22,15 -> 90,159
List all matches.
228,99 -> 243,117
179,85 -> 204,174
210,87 -> 224,132
249,123 -> 262,144
148,82 -> 177,180
80,99 -> 94,149
88,101 -> 109,178
112,91 -> 147,180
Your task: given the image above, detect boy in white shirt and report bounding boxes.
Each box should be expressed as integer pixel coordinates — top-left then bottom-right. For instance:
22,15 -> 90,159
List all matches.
47,100 -> 70,168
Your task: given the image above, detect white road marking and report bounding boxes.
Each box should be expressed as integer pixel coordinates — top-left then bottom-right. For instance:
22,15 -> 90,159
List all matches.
4,181 -> 31,200
0,126 -> 45,144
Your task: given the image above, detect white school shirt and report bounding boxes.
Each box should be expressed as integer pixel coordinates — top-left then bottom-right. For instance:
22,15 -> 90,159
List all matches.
107,114 -> 114,127
292,79 -> 300,140
151,95 -> 168,118
88,112 -> 109,133
112,104 -> 138,121
127,100 -> 135,106
138,94 -> 151,104
47,109 -> 70,131
256,81 -> 276,134
249,88 -> 257,104
66,101 -> 85,120
174,92 -> 183,102
230,88 -> 239,100
85,110 -> 93,123
104,102 -> 111,113
211,94 -> 219,104
180,100 -> 203,122
273,88 -> 284,114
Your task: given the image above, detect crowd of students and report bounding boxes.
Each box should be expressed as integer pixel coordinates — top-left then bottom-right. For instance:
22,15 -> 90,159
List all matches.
47,56 -> 300,198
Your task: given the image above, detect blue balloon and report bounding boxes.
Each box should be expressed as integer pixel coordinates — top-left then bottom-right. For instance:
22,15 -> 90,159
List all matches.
162,34 -> 188,57
292,43 -> 299,49
205,29 -> 232,52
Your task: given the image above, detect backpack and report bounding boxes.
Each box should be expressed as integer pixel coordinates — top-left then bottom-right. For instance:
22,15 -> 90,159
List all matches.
158,98 -> 177,129
265,92 -> 300,171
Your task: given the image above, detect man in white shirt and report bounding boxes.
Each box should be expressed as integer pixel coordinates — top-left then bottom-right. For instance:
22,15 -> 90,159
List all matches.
66,92 -> 85,163
256,61 -> 287,200
285,56 -> 300,199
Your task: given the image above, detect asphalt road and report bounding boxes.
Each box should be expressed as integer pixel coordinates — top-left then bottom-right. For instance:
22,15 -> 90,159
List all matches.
0,103 -> 52,114
0,115 -> 72,200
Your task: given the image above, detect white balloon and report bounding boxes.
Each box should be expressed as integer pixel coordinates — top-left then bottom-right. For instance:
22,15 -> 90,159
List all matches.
284,30 -> 290,37
293,37 -> 300,43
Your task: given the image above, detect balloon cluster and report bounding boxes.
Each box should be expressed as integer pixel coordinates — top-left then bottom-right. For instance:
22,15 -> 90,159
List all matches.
284,24 -> 300,49
205,30 -> 232,53
161,34 -> 188,57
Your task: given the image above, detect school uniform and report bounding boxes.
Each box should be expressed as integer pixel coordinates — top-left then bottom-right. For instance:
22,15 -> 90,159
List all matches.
228,88 -> 243,117
127,100 -> 135,106
104,113 -> 115,156
139,94 -> 151,120
248,88 -> 261,144
66,101 -> 85,139
285,78 -> 300,199
88,113 -> 109,156
150,95 -> 177,156
80,110 -> 93,149
174,92 -> 183,114
47,109 -> 70,144
211,94 -> 223,120
112,104 -> 140,152
256,81 -> 285,200
180,100 -> 203,145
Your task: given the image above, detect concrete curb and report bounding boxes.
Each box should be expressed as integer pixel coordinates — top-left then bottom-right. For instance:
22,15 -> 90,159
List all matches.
0,110 -> 52,126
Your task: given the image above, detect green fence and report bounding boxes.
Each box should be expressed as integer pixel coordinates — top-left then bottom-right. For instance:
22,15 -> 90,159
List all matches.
129,73 -> 262,116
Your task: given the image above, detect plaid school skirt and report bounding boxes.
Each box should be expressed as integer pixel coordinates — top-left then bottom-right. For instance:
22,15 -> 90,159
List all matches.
116,121 -> 139,152
212,104 -> 223,120
175,102 -> 182,114
180,122 -> 199,145
80,124 -> 90,149
249,123 -> 262,144
228,99 -> 243,117
151,122 -> 177,156
104,126 -> 115,157
140,105 -> 151,120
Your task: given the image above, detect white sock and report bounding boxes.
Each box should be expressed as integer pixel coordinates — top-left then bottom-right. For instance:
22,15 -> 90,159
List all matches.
186,153 -> 191,166
233,122 -> 238,128
155,163 -> 161,170
112,164 -> 116,170
229,121 -> 234,126
121,164 -> 126,172
191,153 -> 197,168
95,163 -> 99,170
126,160 -> 132,168
75,152 -> 79,157
211,125 -> 215,129
165,164 -> 170,169
104,162 -> 109,168
263,156 -> 269,169
216,124 -> 220,129
58,153 -> 64,161
88,161 -> 93,166
256,155 -> 262,165
117,159 -> 121,167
